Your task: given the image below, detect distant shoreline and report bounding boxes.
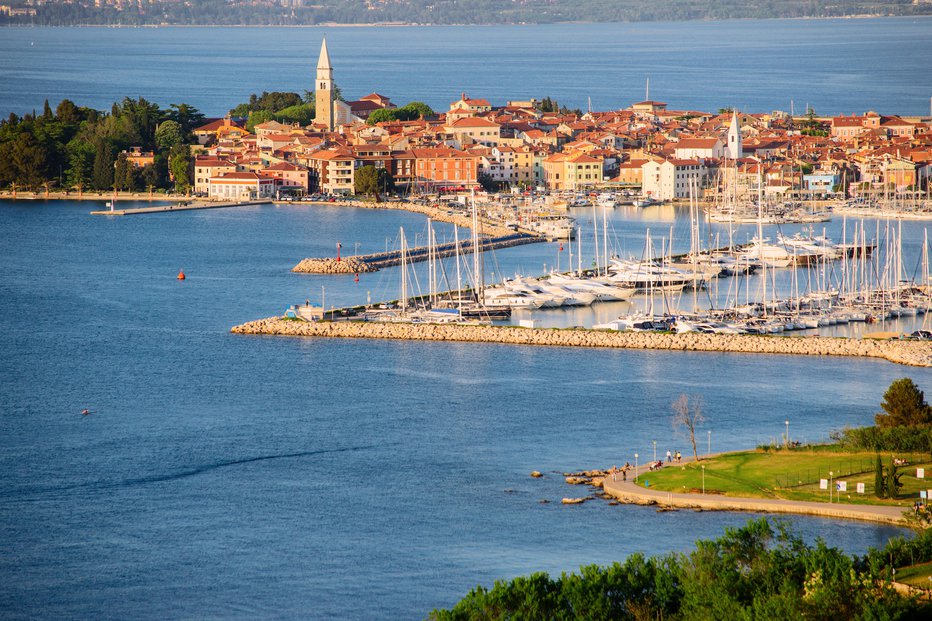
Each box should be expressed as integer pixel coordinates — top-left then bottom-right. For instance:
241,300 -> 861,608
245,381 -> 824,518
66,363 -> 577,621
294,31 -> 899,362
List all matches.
1,14 -> 923,29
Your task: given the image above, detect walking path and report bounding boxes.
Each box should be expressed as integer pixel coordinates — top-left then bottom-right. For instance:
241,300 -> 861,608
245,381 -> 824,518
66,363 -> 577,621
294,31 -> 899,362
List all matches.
602,462 -> 907,525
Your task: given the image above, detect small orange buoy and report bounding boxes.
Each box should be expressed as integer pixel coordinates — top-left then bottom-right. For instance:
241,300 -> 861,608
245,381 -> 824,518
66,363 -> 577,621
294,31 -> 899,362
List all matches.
177,269 -> 186,280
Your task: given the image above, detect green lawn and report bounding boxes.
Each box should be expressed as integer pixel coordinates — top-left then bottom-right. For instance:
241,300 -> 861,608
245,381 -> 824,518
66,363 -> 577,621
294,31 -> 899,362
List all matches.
896,561 -> 932,590
634,448 -> 932,506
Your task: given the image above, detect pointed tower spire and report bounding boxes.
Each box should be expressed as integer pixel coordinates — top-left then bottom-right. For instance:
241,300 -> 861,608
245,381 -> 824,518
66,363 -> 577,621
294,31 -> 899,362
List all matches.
727,109 -> 743,160
317,37 -> 332,70
315,37 -> 335,131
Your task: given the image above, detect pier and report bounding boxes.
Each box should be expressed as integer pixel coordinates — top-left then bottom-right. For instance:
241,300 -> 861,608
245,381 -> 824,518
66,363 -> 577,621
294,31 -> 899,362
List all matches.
292,232 -> 544,274
90,198 -> 272,216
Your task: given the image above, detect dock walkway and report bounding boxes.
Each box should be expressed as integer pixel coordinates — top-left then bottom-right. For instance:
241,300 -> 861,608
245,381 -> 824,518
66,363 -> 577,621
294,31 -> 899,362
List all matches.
292,232 -> 544,274
90,199 -> 272,215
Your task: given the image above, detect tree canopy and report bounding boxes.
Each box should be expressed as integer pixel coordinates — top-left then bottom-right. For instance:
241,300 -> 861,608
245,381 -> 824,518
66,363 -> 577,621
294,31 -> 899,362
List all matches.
430,518 -> 932,621
0,97 -> 196,192
366,101 -> 435,125
354,165 -> 394,199
875,378 -> 932,428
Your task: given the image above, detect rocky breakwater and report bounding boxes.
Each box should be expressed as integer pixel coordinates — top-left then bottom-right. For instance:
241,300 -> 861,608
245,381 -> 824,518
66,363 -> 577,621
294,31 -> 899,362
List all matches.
231,319 -> 932,367
292,256 -> 373,274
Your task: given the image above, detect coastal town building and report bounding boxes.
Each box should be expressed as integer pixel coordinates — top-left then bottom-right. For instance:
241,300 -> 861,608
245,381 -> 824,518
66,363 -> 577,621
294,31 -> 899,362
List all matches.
641,158 -> 708,201
208,171 -> 276,200
173,40 -> 932,202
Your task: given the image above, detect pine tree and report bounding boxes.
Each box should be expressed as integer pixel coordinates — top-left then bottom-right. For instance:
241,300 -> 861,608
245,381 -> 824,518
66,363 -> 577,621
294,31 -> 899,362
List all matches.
874,454 -> 885,498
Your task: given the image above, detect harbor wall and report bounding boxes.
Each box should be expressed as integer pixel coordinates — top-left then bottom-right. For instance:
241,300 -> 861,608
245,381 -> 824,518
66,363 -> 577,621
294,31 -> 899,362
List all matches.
231,319 -> 932,367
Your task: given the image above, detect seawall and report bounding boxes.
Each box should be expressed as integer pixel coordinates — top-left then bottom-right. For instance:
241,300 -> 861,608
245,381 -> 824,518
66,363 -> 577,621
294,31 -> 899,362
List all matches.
230,319 -> 932,367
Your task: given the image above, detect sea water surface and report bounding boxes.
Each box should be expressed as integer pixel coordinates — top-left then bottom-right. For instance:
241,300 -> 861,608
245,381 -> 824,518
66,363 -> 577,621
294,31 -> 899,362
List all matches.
2,17 -> 932,116
1,199 -> 929,619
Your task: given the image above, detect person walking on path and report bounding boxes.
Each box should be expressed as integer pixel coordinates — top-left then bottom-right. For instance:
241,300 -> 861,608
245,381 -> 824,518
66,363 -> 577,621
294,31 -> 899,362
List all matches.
666,450 -> 672,463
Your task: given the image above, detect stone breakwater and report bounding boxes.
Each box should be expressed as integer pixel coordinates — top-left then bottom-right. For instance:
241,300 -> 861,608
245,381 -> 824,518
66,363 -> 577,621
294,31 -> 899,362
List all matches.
230,319 -> 932,367
292,256 -> 374,274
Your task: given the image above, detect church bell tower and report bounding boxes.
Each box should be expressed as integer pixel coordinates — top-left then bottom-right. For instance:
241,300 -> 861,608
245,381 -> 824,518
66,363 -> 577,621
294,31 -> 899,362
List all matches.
315,38 -> 334,132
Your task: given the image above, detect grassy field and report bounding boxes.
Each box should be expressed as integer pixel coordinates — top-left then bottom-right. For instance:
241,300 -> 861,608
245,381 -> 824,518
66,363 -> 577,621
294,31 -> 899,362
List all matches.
634,447 -> 932,506
896,561 -> 932,591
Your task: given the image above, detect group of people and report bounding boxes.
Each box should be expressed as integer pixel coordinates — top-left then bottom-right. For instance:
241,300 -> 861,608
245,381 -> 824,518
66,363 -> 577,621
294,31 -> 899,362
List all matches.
665,450 -> 682,463
610,463 -> 635,482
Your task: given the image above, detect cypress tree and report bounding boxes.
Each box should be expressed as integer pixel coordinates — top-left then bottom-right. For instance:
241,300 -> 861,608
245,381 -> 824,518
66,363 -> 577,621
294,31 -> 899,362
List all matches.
92,140 -> 114,190
886,457 -> 900,500
874,454 -> 885,498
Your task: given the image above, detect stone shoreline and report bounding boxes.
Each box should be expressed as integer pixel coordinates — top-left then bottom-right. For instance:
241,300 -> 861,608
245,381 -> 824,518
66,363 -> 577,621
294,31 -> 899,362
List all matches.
231,318 -> 932,367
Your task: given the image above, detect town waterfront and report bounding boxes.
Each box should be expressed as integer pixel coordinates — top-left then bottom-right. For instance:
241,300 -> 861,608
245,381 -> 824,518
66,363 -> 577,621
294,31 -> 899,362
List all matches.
2,17 -> 932,117
3,15 -> 932,618
1,198 -> 928,619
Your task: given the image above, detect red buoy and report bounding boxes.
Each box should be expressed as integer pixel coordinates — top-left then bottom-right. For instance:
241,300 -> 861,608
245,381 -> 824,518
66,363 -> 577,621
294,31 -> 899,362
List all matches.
177,269 -> 186,280
354,273 -> 359,283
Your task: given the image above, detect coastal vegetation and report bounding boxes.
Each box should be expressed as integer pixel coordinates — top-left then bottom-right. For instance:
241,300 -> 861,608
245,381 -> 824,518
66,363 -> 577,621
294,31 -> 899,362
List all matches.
834,378 -> 932,453
0,97 -> 203,193
3,0 -> 930,27
429,518 -> 932,620
645,378 -> 932,504
631,447 -> 931,505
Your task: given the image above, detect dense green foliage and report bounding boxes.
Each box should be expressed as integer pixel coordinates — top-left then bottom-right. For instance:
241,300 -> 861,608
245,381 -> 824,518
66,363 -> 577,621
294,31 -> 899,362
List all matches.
876,378 -> 932,428
354,165 -> 394,198
0,97 -> 203,192
430,518 -> 932,620
366,101 -> 435,125
3,1 -> 929,26
835,379 -> 932,455
837,425 -> 932,454
229,91 -> 305,117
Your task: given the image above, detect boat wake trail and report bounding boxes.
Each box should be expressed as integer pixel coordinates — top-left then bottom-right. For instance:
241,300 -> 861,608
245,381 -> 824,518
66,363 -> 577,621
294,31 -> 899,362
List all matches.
0,444 -> 380,502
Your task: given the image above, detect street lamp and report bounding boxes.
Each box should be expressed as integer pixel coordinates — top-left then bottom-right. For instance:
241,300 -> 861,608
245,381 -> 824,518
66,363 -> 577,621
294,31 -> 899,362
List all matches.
785,420 -> 790,449
829,471 -> 834,503
653,440 -> 657,462
702,465 -> 705,495
707,430 -> 711,456
634,453 -> 639,482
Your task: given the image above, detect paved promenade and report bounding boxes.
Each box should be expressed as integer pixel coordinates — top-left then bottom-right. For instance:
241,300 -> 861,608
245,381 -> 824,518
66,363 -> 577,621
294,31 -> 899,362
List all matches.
601,463 -> 907,525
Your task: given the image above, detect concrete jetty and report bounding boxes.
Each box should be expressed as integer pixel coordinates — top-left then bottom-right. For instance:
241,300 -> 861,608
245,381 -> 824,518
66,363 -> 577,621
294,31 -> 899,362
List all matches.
231,318 -> 932,367
90,199 -> 272,215
292,233 -> 543,274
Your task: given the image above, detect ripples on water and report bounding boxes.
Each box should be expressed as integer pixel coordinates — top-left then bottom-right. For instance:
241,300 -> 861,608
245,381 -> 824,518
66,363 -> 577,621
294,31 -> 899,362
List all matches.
0,200 -> 928,619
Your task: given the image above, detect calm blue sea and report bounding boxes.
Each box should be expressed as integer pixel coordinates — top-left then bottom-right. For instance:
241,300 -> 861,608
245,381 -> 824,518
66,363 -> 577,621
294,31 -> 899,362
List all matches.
1,198 -> 930,619
1,18 -> 932,116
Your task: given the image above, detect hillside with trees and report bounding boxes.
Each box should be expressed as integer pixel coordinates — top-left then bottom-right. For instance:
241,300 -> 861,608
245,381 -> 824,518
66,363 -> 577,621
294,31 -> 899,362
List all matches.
2,0 -> 930,27
0,98 -> 204,194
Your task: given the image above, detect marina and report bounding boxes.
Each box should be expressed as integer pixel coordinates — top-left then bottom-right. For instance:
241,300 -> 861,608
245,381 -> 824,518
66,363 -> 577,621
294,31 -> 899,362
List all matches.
3,16 -> 932,620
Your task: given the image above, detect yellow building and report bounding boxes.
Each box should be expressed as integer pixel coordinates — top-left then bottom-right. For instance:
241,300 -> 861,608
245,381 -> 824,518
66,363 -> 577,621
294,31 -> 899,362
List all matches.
543,152 -> 603,191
